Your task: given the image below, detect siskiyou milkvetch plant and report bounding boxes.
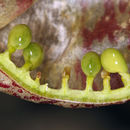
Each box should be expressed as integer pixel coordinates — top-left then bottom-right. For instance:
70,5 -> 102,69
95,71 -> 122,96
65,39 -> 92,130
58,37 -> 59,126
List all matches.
0,24 -> 129,108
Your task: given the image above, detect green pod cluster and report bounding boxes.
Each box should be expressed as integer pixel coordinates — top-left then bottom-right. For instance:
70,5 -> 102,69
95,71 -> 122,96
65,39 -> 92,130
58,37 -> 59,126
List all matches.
7,24 -> 44,70
81,48 -> 128,77
81,48 -> 128,93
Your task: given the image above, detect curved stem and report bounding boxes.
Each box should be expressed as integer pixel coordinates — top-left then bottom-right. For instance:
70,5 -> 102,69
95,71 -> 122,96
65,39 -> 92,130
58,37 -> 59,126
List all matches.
8,47 -> 16,58
22,62 -> 31,71
119,72 -> 130,88
0,51 -> 130,103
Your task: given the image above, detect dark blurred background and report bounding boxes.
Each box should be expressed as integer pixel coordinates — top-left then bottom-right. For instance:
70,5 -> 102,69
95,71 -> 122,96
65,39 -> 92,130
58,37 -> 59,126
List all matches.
0,92 -> 130,130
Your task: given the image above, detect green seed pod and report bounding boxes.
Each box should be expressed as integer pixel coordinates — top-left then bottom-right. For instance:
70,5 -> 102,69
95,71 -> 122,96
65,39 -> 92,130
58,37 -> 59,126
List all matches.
101,48 -> 128,73
23,42 -> 44,70
81,52 -> 101,77
8,24 -> 32,53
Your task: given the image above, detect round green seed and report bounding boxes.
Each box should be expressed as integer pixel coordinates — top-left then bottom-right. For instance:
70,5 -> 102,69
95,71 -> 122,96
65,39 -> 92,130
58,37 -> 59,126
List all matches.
23,42 -> 44,70
101,48 -> 128,73
8,24 -> 32,53
81,52 -> 101,77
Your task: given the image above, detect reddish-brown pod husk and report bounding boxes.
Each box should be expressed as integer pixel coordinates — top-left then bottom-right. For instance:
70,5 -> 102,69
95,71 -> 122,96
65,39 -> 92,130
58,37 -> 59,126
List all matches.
0,0 -> 129,108
0,0 -> 36,29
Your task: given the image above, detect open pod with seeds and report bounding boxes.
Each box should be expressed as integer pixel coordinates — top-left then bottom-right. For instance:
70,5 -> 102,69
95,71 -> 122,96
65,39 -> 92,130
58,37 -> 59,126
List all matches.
0,0 -> 129,108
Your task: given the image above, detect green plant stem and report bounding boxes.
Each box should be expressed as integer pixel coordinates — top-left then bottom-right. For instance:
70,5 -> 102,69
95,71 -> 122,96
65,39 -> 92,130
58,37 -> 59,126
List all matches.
61,75 -> 69,95
85,76 -> 94,92
103,76 -> 111,92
